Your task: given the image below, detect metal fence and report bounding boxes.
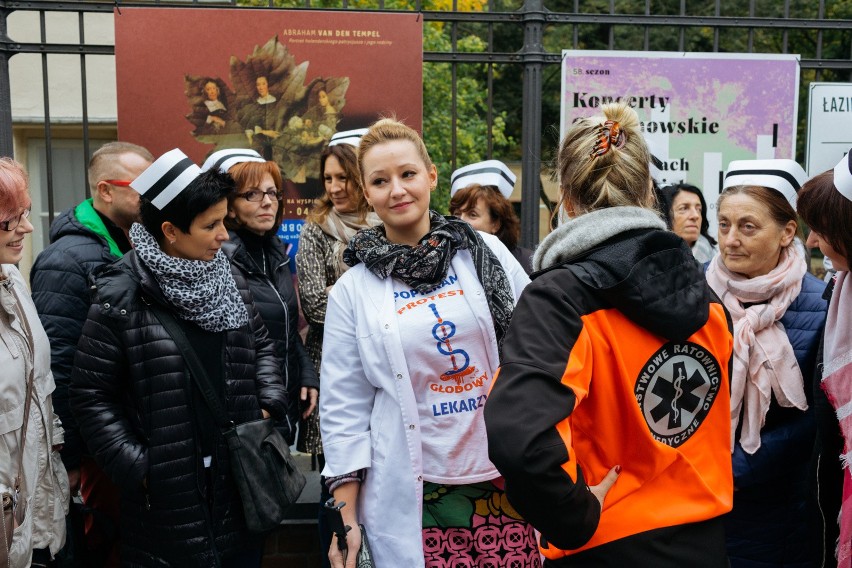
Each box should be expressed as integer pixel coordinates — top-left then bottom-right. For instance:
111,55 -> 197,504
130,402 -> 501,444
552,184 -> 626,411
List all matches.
1,0 -> 851,248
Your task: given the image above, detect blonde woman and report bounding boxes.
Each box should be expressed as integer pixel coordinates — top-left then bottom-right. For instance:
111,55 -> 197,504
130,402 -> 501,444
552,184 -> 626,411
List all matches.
319,119 -> 533,568
485,104 -> 734,566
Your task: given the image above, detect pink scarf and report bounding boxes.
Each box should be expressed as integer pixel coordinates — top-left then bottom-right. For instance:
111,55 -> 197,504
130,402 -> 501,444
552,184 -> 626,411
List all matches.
818,271 -> 852,567
705,245 -> 807,454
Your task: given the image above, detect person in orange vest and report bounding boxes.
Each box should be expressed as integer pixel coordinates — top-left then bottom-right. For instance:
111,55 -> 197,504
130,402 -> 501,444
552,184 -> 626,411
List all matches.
485,102 -> 734,566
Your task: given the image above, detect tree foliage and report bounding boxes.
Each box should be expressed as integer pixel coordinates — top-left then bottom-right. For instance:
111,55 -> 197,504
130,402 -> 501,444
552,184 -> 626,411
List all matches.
236,0 -> 850,198
500,0 -> 852,165
422,24 -> 513,213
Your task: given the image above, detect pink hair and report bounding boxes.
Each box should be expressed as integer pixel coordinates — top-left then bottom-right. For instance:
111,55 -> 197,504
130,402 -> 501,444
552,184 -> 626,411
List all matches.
0,158 -> 31,220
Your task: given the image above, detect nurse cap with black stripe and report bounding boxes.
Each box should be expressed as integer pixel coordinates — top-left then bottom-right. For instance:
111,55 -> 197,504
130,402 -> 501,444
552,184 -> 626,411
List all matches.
200,148 -> 265,173
131,149 -> 201,210
723,158 -> 808,209
833,150 -> 852,202
329,128 -> 369,148
450,160 -> 516,199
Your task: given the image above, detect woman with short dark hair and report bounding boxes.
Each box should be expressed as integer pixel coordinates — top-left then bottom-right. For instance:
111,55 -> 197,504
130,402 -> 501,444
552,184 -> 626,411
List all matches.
70,149 -> 288,567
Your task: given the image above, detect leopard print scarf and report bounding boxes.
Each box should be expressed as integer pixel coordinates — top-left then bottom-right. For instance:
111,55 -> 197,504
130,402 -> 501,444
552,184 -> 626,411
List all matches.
130,223 -> 248,332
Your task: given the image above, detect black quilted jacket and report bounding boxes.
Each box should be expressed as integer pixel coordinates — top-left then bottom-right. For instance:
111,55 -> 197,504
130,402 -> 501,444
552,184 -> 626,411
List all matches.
70,251 -> 288,567
31,206 -> 121,470
223,230 -> 319,443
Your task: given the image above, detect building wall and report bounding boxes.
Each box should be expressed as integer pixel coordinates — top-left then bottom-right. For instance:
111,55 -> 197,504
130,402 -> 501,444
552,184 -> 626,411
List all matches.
8,11 -> 118,276
8,10 -> 117,123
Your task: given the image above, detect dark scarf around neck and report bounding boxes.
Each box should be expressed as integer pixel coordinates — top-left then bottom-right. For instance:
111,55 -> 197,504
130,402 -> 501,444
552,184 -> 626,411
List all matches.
344,210 -> 515,356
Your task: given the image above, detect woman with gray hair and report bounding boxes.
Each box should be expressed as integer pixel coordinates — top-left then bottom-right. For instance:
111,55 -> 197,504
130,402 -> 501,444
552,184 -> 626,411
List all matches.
708,158 -> 826,568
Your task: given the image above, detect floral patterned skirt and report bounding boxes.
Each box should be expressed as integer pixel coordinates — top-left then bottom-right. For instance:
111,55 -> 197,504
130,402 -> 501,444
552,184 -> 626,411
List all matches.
422,479 -> 542,568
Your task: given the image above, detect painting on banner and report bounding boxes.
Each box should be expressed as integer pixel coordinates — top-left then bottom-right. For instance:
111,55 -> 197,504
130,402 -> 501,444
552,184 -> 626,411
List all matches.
560,51 -> 799,236
115,7 -> 422,257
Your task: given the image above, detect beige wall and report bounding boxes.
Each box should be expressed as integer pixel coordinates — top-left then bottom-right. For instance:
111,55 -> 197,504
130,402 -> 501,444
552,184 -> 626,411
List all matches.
8,11 -> 117,123
7,11 -> 119,278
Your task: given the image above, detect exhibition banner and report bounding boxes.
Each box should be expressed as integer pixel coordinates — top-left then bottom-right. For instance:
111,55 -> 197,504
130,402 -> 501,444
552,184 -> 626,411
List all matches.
115,8 -> 422,254
560,51 -> 799,234
806,82 -> 852,177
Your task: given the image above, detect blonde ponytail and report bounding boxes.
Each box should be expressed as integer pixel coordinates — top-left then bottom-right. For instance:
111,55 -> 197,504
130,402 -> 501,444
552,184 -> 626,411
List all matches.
557,102 -> 654,218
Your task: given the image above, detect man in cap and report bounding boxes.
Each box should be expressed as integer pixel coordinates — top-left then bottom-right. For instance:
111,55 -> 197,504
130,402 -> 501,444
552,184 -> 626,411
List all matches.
30,141 -> 153,565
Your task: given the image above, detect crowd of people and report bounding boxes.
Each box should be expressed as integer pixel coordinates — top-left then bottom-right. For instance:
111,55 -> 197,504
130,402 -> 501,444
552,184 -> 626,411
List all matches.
0,103 -> 850,568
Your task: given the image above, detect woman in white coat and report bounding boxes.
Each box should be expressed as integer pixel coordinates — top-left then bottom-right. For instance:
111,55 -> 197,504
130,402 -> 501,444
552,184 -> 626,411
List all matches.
0,158 -> 69,568
320,119 -> 535,568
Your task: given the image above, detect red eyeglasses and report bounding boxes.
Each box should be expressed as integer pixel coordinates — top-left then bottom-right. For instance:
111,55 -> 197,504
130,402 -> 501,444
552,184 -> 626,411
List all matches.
102,180 -> 134,187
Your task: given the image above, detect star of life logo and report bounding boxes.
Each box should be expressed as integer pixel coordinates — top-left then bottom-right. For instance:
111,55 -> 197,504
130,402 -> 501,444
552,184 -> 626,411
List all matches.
634,341 -> 721,448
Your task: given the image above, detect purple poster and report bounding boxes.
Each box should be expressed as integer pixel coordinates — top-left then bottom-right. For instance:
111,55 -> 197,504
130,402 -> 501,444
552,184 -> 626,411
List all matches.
560,51 -> 800,234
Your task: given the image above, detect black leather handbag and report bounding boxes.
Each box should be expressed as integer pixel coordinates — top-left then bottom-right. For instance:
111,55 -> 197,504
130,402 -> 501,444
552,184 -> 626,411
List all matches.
151,304 -> 306,533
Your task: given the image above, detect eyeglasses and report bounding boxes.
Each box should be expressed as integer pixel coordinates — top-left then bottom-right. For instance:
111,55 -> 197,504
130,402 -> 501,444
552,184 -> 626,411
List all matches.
102,180 -> 134,187
236,189 -> 282,202
0,208 -> 31,232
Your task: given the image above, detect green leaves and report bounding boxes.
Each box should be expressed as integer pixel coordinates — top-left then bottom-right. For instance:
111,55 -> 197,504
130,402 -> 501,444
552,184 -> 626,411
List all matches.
423,23 -> 514,213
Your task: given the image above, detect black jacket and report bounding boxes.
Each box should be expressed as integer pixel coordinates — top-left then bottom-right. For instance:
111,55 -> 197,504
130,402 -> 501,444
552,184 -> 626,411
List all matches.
223,231 -> 319,442
31,204 -> 123,470
69,251 -> 288,567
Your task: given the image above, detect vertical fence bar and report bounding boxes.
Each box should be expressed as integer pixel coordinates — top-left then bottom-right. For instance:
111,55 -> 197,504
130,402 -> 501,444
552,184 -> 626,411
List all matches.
572,0 -> 578,49
519,0 -> 545,247
643,0 -> 649,51
79,11 -> 91,191
607,0 -> 613,50
815,0 -> 824,82
678,0 -> 685,51
713,0 -> 719,52
782,0 -> 789,53
39,10 -> 55,224
747,0 -> 754,52
0,5 -> 13,157
450,18 -> 458,173
486,20 -> 494,158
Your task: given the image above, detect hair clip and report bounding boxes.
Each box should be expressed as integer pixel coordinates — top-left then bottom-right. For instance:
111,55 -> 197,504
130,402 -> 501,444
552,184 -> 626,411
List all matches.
590,120 -> 626,159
